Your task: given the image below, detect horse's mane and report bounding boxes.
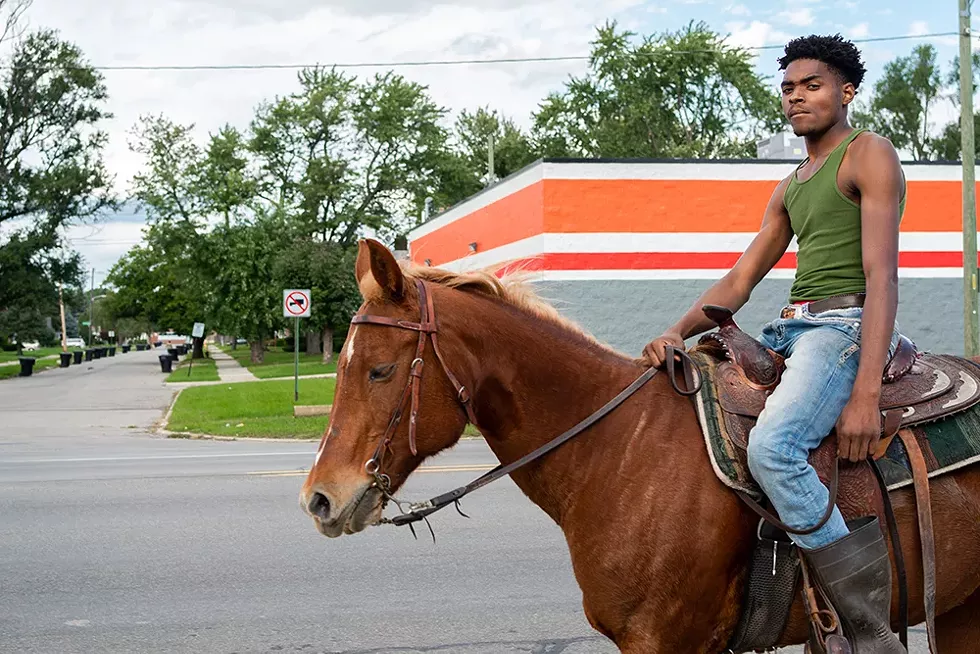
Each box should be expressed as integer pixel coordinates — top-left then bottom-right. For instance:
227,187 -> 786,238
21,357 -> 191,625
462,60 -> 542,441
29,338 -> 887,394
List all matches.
402,262 -> 626,358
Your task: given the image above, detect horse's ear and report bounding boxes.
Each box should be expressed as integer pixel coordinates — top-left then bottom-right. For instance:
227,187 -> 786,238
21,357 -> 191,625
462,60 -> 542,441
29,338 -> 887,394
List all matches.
355,238 -> 404,302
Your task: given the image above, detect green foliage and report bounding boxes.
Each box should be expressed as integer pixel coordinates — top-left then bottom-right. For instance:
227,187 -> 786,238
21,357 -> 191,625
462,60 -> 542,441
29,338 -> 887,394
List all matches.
852,45 -> 941,161
532,21 -> 782,159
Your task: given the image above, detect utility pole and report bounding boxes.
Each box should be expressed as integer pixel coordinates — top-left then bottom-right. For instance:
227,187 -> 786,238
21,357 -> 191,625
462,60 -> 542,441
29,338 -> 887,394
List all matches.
960,0 -> 979,356
58,283 -> 68,353
487,132 -> 495,187
89,268 -> 95,345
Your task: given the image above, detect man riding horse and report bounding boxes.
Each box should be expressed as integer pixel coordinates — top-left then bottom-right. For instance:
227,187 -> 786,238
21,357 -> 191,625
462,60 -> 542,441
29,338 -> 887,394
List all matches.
644,35 -> 907,653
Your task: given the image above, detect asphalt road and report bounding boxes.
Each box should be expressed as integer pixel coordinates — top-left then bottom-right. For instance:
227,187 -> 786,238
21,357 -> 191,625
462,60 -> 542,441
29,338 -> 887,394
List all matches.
0,348 -> 929,653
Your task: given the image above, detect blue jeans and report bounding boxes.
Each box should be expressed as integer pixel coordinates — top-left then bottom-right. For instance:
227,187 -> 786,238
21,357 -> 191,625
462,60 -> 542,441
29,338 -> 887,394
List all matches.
747,305 -> 900,550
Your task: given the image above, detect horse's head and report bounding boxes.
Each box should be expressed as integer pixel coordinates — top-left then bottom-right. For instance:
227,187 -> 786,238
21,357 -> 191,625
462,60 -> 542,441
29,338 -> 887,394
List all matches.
299,239 -> 472,537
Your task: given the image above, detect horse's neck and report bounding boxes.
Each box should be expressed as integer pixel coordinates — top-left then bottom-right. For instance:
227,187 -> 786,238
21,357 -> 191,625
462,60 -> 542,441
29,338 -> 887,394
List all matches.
445,293 -> 664,525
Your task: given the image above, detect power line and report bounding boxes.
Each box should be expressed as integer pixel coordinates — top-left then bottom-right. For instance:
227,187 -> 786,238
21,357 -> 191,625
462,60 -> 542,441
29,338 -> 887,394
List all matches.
68,31 -> 960,72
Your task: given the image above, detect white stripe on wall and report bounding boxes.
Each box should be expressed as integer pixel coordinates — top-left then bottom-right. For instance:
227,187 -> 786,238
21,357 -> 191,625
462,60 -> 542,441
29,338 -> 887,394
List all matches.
426,232 -> 971,272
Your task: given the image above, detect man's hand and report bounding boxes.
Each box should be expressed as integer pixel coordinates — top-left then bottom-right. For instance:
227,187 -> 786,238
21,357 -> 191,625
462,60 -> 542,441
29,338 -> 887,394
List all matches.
835,395 -> 882,463
642,332 -> 685,368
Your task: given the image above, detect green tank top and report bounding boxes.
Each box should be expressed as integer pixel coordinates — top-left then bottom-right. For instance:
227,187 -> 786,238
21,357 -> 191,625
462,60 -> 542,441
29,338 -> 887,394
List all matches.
783,128 -> 905,302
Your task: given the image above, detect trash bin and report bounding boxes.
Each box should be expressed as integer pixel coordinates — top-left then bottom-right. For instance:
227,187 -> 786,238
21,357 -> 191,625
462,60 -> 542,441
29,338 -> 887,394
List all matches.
159,354 -> 173,373
176,345 -> 187,356
121,344 -> 130,354
84,349 -> 94,362
93,348 -> 102,360
167,348 -> 179,361
18,357 -> 36,376
59,352 -> 72,368
108,347 -> 116,357
73,350 -> 83,364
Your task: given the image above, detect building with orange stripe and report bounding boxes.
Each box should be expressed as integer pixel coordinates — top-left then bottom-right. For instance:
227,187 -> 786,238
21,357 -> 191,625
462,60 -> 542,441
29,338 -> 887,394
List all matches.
407,159 -> 972,356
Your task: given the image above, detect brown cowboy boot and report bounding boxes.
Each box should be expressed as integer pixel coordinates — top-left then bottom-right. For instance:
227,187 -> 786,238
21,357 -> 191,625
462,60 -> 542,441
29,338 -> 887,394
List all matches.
802,516 -> 906,653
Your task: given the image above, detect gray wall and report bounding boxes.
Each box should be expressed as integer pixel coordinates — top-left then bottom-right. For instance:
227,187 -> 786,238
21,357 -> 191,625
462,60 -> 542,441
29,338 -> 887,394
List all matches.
533,279 -> 966,358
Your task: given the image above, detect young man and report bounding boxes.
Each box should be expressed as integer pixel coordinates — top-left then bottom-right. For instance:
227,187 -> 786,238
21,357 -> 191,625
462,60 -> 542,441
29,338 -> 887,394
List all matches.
643,35 -> 906,652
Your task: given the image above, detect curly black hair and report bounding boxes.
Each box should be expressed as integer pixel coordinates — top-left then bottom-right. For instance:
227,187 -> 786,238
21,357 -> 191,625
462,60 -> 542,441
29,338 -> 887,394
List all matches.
777,34 -> 867,88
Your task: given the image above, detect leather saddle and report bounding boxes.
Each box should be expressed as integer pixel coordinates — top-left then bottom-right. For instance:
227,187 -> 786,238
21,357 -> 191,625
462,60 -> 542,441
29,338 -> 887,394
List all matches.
694,304 -> 980,521
696,304 -> 980,434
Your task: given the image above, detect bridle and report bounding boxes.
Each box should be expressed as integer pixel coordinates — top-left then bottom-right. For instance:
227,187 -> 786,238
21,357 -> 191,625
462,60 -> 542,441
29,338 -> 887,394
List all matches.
349,278 -> 479,502
347,276 -> 702,531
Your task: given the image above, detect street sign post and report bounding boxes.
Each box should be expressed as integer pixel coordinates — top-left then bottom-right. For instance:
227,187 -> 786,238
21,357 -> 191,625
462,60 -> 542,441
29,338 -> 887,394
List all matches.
189,323 -> 205,377
283,290 -> 312,400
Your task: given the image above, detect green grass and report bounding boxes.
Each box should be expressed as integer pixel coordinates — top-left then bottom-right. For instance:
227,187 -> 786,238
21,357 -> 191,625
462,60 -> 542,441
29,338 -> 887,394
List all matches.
167,377 -> 336,438
0,347 -> 78,362
219,345 -> 337,378
166,358 -> 220,383
0,357 -> 62,380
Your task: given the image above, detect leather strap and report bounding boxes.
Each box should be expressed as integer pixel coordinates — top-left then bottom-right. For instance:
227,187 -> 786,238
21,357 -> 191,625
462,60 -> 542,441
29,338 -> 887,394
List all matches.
871,458 -> 909,648
736,460 -> 841,536
391,364 -> 661,526
897,429 -> 938,652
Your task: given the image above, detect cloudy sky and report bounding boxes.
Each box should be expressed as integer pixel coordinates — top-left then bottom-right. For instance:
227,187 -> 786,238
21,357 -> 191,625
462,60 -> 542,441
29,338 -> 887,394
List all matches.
14,0 -> 969,284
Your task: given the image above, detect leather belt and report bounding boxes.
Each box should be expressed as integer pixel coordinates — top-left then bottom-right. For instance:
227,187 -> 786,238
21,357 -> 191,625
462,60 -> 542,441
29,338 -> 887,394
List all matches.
780,293 -> 866,320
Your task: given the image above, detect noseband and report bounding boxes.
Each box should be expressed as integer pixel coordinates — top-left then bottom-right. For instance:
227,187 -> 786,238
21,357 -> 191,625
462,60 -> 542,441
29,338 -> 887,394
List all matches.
349,279 -> 479,496
348,276 -> 702,529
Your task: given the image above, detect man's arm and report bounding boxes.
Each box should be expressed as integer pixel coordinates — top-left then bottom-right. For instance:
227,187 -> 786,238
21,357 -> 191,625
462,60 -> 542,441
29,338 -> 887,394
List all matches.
836,135 -> 904,462
642,176 -> 794,366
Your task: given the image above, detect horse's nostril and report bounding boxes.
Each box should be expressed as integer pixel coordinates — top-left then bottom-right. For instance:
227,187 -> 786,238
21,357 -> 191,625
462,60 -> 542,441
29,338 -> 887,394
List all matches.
308,492 -> 331,520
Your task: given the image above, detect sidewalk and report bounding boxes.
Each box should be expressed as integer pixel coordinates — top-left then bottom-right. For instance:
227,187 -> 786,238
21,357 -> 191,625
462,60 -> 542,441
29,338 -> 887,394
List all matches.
208,347 -> 259,382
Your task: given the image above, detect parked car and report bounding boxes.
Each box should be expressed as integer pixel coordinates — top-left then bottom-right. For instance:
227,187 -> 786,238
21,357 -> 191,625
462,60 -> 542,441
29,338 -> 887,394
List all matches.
65,338 -> 86,348
21,340 -> 40,351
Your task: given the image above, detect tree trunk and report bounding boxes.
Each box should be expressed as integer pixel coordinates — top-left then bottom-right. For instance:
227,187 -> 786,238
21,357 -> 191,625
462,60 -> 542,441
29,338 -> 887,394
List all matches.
305,330 -> 321,355
321,326 -> 334,364
192,336 -> 204,359
250,340 -> 264,364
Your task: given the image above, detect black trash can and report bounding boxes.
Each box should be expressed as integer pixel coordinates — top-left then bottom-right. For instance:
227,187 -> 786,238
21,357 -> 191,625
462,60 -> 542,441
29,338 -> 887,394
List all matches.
18,357 -> 36,376
84,349 -> 94,362
121,344 -> 130,354
73,350 -> 83,365
108,347 -> 116,357
159,354 -> 174,373
167,348 -> 179,361
59,352 -> 72,368
176,344 -> 187,356
100,347 -> 108,358
93,348 -> 102,360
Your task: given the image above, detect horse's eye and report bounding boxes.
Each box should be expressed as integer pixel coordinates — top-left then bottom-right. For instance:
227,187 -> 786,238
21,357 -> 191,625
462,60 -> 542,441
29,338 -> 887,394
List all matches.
369,363 -> 396,382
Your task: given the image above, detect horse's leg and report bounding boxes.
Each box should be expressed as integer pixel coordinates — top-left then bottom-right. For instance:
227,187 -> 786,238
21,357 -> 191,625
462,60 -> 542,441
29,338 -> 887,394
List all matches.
937,588 -> 980,653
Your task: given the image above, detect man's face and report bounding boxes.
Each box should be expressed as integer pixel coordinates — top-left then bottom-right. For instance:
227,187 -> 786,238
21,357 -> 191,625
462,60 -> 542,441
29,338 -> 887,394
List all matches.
780,59 -> 854,136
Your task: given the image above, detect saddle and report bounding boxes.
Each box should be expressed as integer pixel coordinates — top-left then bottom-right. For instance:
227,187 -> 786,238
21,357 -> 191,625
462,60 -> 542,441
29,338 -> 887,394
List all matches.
696,304 -> 980,442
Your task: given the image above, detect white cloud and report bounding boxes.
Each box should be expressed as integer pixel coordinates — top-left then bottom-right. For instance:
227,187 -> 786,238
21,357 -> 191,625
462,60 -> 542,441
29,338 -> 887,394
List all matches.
777,8 -> 814,27
848,23 -> 869,39
909,21 -> 930,36
24,0 -> 645,196
725,3 -> 750,16
724,21 -> 792,51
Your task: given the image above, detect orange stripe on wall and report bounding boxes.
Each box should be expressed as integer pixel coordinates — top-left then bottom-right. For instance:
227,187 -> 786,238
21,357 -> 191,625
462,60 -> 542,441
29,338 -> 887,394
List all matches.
411,178 -> 979,266
543,179 -> 972,233
410,182 -> 544,265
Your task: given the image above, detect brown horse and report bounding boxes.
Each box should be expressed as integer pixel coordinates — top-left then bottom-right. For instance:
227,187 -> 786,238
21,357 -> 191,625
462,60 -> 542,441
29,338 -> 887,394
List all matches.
300,239 -> 980,653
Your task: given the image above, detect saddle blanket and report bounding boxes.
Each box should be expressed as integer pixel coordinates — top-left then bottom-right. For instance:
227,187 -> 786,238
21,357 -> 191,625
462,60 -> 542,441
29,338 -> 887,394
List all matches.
690,349 -> 980,496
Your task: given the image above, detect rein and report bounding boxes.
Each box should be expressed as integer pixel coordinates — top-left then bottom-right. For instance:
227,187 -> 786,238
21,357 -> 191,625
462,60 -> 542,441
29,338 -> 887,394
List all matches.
349,278 -> 702,531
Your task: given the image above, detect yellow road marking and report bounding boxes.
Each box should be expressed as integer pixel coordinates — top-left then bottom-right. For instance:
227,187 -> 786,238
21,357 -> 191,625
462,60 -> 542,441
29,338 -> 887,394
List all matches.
248,463 -> 495,477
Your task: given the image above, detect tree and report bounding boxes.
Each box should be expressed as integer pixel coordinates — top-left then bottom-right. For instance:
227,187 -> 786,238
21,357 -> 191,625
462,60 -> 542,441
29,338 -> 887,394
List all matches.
198,125 -> 257,227
249,67 -> 452,244
204,216 -> 289,364
273,239 -> 360,363
852,44 -> 941,161
929,113 -> 980,161
427,107 -> 538,207
0,27 -> 116,347
531,21 -> 782,159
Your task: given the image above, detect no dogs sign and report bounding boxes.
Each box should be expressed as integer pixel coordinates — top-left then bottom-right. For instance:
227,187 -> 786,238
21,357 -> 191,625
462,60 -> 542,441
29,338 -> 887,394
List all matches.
283,289 -> 311,318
